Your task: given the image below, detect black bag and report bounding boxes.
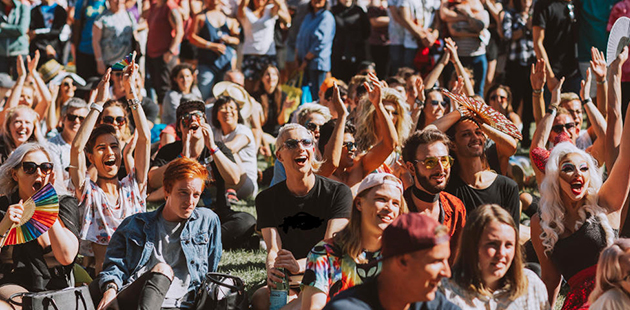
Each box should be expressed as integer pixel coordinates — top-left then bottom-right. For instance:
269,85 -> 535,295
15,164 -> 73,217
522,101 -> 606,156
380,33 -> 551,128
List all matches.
8,286 -> 94,310
193,272 -> 248,310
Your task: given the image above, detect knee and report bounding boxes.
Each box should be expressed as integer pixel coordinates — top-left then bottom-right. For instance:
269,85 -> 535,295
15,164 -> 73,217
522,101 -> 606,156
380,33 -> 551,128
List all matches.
251,286 -> 270,310
151,263 -> 174,281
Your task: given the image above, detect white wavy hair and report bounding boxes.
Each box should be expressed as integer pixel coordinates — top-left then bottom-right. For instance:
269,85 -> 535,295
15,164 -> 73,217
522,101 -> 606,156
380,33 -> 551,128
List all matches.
539,142 -> 614,255
0,142 -> 67,197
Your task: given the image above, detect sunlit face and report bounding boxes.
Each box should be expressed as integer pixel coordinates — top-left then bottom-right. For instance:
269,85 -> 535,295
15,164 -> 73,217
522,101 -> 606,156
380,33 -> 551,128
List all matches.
179,108 -> 205,140
478,220 -> 516,289
63,107 -> 88,137
409,141 -> 450,194
276,128 -> 315,175
19,87 -> 34,107
489,88 -> 509,112
261,67 -> 279,93
452,120 -> 485,158
218,101 -> 239,128
561,100 -> 583,129
13,150 -> 53,200
9,109 -> 35,147
550,114 -> 579,144
357,183 -> 402,236
424,91 -> 447,124
558,153 -> 591,202
60,77 -> 76,99
100,106 -> 127,140
407,242 -> 451,302
88,133 -> 121,178
177,69 -> 194,94
165,177 -> 204,221
340,133 -> 356,168
304,112 -> 326,141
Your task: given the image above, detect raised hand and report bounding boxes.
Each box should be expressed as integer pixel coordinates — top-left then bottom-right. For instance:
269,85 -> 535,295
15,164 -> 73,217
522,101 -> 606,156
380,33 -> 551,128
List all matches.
590,47 -> 607,83
26,50 -> 40,75
331,82 -> 348,117
415,76 -> 425,103
550,77 -> 565,106
452,75 -> 465,95
612,46 -> 629,70
530,58 -> 546,91
444,37 -> 459,64
16,55 -> 26,78
580,67 -> 592,101
5,200 -> 24,225
122,53 -> 139,98
364,72 -> 382,108
95,68 -> 112,103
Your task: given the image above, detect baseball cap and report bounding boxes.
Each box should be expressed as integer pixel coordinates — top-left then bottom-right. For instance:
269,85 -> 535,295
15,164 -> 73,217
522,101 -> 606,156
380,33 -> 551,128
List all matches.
319,77 -> 338,95
356,173 -> 404,197
381,213 -> 450,260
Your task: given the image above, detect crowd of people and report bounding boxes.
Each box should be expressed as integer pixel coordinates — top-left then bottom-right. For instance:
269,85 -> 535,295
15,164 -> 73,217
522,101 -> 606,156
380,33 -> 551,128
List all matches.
1,0 -> 630,309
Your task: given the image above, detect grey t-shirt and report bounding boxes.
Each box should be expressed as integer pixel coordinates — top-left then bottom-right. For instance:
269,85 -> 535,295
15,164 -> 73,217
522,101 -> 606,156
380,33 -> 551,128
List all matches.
144,216 -> 191,308
93,9 -> 136,66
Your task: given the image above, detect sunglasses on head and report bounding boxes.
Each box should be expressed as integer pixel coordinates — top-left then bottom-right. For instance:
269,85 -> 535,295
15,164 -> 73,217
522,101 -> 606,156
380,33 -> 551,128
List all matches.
66,114 -> 85,122
280,138 -> 313,150
430,100 -> 448,107
342,141 -> 356,151
305,122 -> 322,132
21,162 -> 53,175
414,156 -> 454,170
552,122 -> 576,133
103,116 -> 126,125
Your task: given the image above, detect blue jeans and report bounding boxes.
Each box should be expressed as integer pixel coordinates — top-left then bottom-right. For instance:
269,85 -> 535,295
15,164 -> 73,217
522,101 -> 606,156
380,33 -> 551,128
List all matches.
198,64 -> 227,101
303,69 -> 327,101
403,48 -> 417,69
390,45 -> 404,75
460,54 -> 488,97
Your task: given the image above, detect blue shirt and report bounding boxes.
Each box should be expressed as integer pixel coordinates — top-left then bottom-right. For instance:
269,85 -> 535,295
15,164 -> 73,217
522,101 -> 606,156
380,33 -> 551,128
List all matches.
73,0 -> 106,54
99,205 -> 222,308
296,9 -> 336,71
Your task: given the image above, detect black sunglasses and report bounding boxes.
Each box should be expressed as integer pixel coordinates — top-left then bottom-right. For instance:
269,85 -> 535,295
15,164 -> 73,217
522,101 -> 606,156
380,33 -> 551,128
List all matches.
280,138 -> 314,151
61,81 -> 74,87
305,122 -> 322,132
430,100 -> 448,107
342,141 -> 356,151
103,116 -> 126,125
552,122 -> 576,133
21,162 -> 54,175
66,114 -> 85,122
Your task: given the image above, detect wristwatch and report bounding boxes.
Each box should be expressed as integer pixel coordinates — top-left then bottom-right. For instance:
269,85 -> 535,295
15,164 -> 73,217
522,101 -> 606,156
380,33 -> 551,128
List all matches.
90,102 -> 103,113
105,282 -> 118,292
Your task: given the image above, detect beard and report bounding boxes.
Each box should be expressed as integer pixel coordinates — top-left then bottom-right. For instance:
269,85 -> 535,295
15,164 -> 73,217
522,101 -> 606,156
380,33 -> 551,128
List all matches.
415,168 -> 449,194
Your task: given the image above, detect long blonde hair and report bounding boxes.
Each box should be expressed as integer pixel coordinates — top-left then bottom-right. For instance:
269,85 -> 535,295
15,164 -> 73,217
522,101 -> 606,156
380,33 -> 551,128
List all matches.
538,142 -> 614,255
2,106 -> 45,152
354,88 -> 411,153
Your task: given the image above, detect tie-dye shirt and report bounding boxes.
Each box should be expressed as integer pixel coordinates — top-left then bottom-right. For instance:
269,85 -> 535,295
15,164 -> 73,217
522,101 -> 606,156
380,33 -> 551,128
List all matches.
302,239 -> 381,302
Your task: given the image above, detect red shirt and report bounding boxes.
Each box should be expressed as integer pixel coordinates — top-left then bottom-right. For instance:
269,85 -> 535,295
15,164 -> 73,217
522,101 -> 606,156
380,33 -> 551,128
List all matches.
146,0 -> 179,58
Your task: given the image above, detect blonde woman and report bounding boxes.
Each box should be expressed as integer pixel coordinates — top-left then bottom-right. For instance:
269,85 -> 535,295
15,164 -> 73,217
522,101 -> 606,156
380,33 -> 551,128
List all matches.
0,106 -> 45,164
589,238 -> 630,309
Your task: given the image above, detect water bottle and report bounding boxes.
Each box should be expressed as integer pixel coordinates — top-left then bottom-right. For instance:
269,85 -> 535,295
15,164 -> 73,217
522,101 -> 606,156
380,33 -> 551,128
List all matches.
269,268 -> 289,310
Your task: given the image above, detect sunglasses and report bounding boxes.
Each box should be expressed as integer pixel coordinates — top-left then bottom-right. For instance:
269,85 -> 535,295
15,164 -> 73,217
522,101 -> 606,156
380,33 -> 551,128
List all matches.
490,94 -> 507,101
305,122 -> 322,132
61,81 -> 74,87
414,156 -> 454,170
342,141 -> 356,151
66,114 -> 85,122
430,100 -> 448,107
551,122 -> 576,133
280,138 -> 313,151
181,111 -> 204,128
21,162 -> 53,175
103,116 -> 126,125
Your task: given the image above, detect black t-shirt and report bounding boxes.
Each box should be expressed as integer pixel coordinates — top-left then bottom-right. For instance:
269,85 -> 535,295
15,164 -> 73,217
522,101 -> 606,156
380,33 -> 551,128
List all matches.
445,173 -> 520,227
323,279 -> 461,310
532,0 -> 579,77
256,174 -> 352,259
151,141 -> 235,217
0,191 -> 80,291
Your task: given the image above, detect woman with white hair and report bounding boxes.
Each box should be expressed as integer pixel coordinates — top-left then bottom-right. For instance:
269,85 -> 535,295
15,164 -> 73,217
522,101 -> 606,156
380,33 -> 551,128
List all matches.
530,130 -> 630,308
589,238 -> 630,309
0,143 -> 79,303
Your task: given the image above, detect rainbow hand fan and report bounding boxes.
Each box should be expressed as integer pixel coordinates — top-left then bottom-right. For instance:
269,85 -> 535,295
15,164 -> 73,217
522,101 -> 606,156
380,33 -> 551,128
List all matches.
441,90 -> 523,140
1,184 -> 59,247
110,53 -> 134,71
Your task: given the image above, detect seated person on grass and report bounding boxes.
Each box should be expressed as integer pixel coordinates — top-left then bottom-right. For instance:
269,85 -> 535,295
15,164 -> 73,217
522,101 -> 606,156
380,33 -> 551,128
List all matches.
91,157 -> 222,310
252,123 -> 353,310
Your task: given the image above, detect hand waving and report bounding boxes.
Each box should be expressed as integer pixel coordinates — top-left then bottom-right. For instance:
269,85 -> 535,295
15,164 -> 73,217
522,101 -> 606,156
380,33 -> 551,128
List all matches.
364,72 -> 382,109
590,47 -> 607,83
530,58 -> 546,91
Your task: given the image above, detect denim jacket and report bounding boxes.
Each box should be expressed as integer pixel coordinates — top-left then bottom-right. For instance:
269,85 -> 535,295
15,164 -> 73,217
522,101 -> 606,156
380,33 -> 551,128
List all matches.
99,205 -> 222,307
296,9 -> 336,71
0,0 -> 30,57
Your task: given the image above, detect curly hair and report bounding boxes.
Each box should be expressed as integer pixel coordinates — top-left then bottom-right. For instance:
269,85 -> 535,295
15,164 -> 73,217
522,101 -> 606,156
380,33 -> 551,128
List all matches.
354,87 -> 412,153
538,142 -> 614,255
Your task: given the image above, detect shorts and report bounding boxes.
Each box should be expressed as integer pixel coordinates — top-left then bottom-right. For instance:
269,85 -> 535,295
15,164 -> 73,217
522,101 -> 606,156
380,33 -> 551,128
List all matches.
241,54 -> 278,80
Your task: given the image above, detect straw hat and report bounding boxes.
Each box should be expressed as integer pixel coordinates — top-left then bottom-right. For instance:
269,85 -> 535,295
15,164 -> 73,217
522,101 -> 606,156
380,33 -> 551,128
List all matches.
38,59 -> 64,83
212,81 -> 253,120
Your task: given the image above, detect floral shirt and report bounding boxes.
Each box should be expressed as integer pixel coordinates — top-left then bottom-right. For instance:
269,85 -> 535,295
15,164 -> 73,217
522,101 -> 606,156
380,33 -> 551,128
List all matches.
79,170 -> 146,245
302,239 -> 381,302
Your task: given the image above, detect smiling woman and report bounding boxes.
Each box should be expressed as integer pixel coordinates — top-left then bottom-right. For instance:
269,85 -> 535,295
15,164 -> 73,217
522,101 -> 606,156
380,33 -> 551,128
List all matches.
440,204 -> 549,310
0,106 -> 45,165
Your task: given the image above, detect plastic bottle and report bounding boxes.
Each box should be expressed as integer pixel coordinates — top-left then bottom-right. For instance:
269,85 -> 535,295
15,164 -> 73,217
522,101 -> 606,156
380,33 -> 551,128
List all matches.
269,267 -> 289,310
